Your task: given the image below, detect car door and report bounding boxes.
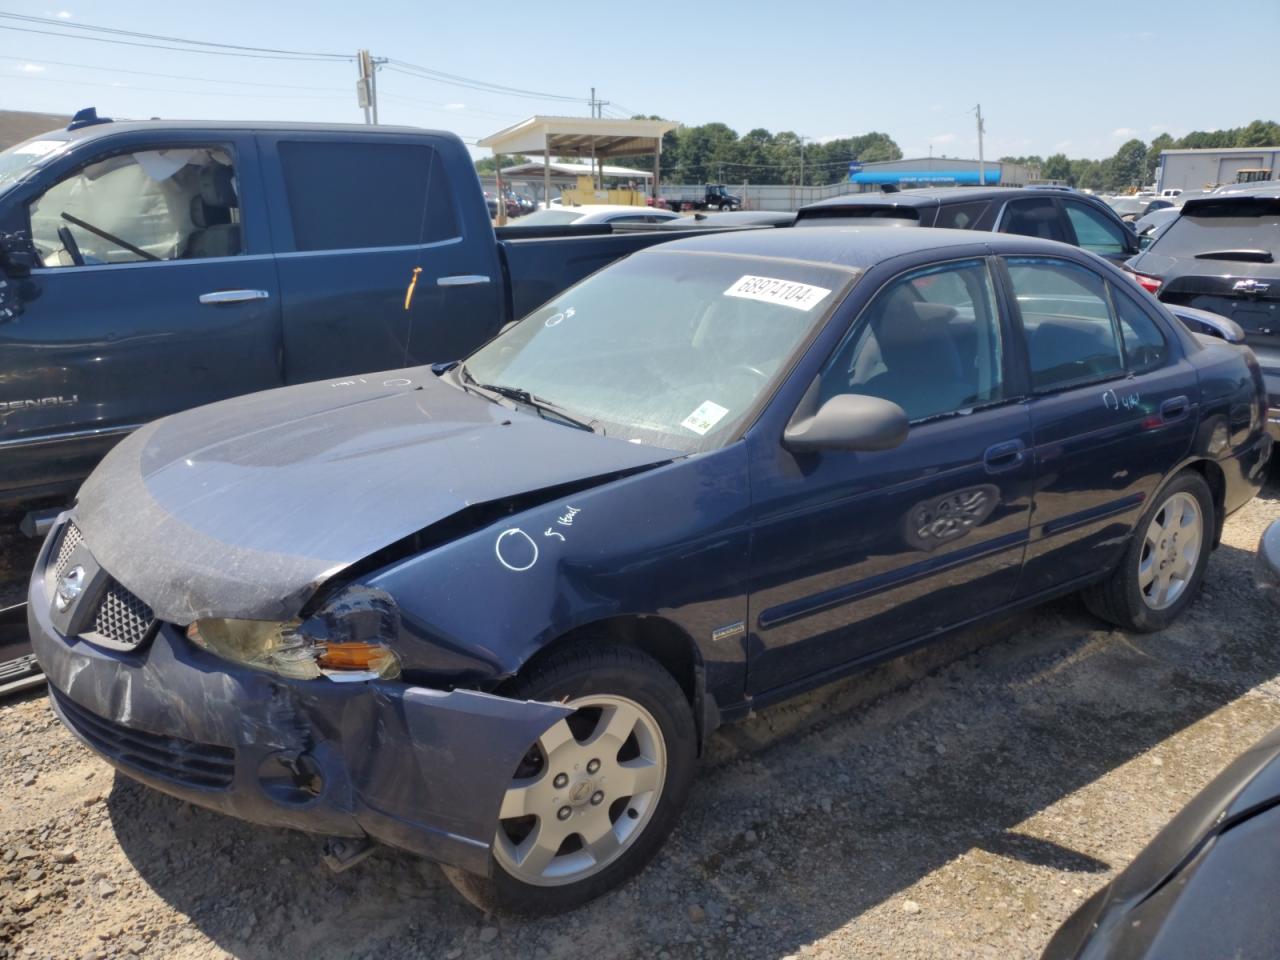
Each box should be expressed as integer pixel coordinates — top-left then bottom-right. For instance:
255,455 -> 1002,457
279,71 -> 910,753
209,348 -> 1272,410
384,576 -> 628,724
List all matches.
258,133 -> 505,384
0,132 -> 281,501
745,256 -> 1034,695
1000,255 -> 1198,598
1060,198 -> 1139,265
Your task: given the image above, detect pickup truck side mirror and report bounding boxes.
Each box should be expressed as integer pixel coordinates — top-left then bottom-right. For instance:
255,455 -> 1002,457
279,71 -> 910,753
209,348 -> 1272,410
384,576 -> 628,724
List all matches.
0,232 -> 36,278
784,393 -> 909,453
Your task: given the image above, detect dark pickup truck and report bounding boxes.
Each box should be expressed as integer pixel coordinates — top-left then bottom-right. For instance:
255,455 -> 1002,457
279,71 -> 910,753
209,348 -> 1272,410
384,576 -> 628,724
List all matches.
0,113 -> 689,512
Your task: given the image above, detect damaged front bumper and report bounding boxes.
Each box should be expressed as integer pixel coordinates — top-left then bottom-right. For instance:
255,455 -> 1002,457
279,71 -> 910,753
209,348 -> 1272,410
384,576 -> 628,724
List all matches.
28,523 -> 570,877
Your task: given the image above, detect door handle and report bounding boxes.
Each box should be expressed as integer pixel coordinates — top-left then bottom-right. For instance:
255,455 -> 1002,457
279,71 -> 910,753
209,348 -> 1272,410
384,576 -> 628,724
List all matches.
1160,395 -> 1190,423
983,439 -> 1026,474
436,275 -> 491,287
198,289 -> 270,305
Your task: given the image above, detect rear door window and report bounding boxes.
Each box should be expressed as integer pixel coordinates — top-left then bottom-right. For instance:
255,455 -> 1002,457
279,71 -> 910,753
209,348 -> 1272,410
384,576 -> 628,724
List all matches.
935,201 -> 991,230
277,140 -> 458,251
999,198 -> 1068,243
1004,256 -> 1123,392
1062,200 -> 1129,256
1109,283 -> 1169,373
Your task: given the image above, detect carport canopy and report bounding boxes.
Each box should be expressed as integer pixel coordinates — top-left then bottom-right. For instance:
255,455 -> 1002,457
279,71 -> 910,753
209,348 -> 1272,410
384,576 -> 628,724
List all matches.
478,116 -> 679,201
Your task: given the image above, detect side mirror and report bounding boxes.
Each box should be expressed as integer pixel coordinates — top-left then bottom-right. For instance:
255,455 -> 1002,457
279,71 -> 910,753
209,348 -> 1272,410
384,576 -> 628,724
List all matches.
0,232 -> 36,278
1167,305 -> 1247,344
784,393 -> 909,453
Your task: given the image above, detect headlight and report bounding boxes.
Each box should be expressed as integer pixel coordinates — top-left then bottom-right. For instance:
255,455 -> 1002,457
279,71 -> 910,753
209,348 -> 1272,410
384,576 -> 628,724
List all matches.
186,618 -> 401,681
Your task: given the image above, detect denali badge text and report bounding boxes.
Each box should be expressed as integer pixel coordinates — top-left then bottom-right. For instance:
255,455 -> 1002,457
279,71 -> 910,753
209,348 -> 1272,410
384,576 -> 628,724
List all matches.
0,395 -> 78,412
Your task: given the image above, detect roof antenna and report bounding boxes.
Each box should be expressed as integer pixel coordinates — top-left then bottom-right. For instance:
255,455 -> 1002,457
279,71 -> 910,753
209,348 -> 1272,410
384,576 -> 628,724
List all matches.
67,107 -> 112,131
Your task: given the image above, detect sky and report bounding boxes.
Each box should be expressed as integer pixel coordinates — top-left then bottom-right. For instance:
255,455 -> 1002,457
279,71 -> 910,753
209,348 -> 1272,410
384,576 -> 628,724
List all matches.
3,0 -> 1278,165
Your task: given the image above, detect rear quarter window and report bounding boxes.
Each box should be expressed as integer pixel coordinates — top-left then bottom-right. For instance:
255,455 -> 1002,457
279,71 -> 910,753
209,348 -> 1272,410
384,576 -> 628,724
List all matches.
277,140 -> 458,251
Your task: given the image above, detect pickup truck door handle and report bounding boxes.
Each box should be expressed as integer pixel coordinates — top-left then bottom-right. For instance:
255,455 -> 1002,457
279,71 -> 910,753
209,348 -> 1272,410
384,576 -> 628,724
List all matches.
1160,396 -> 1190,423
983,439 -> 1027,474
437,274 -> 491,287
198,289 -> 270,305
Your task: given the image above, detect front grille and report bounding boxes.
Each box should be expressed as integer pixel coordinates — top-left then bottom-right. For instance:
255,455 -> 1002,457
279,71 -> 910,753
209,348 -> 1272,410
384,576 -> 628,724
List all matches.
84,581 -> 156,649
50,687 -> 235,790
54,522 -> 83,577
53,521 -> 158,651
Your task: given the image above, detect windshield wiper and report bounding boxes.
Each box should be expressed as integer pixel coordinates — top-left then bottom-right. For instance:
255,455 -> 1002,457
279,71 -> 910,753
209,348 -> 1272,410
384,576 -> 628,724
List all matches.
457,364 -> 598,433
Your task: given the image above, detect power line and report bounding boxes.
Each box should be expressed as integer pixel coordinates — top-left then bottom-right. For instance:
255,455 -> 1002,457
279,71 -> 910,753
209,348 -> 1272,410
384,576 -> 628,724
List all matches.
0,12 -> 350,59
385,59 -> 584,103
378,91 -> 522,121
0,55 -> 349,92
10,72 -> 350,101
0,24 -> 350,61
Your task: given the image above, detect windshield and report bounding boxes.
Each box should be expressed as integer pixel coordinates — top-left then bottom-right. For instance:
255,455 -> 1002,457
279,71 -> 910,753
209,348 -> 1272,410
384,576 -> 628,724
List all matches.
0,138 -> 70,191
510,209 -> 585,227
1150,199 -> 1280,259
461,250 -> 855,453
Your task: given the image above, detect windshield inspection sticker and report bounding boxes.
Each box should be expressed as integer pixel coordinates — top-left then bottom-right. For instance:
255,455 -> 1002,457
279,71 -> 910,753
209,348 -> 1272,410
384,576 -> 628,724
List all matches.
724,275 -> 831,311
681,400 -> 730,435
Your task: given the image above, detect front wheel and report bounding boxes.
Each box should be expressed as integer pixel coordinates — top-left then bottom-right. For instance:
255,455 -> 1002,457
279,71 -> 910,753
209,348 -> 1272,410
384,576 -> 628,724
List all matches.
441,644 -> 696,914
1083,470 -> 1214,631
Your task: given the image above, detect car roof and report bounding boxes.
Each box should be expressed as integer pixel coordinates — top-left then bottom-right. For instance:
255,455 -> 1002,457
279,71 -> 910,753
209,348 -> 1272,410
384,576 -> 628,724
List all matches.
800,186 -> 1067,213
30,118 -> 453,146
644,224 -> 1079,272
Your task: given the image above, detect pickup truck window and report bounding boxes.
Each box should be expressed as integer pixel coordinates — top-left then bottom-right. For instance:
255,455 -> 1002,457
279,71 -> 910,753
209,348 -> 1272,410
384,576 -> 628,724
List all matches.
29,147 -> 240,267
277,141 -> 458,251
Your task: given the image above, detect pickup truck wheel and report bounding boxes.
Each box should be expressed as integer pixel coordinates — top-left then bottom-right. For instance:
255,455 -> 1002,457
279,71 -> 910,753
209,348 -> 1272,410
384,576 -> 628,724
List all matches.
1082,470 -> 1214,632
440,644 -> 696,914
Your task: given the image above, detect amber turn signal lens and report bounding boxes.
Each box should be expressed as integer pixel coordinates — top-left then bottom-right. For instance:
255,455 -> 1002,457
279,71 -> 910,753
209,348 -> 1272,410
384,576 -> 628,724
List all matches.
317,641 -> 399,677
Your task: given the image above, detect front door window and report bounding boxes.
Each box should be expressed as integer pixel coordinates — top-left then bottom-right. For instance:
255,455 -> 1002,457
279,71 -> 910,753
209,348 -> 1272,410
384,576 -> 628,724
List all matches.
29,147 -> 240,267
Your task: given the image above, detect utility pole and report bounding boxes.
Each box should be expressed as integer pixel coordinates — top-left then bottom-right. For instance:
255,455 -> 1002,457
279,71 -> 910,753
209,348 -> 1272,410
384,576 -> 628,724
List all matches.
974,104 -> 986,186
588,87 -> 610,119
357,50 -> 373,124
799,135 -> 807,187
356,51 -> 386,124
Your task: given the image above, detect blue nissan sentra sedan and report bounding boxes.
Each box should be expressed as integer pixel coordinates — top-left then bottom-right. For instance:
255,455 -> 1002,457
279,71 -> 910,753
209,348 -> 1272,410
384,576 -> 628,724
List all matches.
29,227 -> 1272,914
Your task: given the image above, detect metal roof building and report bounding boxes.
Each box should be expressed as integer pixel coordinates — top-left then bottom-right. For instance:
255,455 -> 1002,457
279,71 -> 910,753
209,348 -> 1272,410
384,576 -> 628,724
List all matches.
478,116 -> 679,205
1156,146 -> 1280,192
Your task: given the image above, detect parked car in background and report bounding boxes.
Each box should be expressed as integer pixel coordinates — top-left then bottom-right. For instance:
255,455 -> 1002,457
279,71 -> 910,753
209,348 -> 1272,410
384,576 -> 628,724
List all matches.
652,209 -> 795,230
1126,185 -> 1280,439
0,114 -> 700,515
1133,206 -> 1180,248
30,227 -> 1269,916
1043,724 -> 1280,958
507,204 -> 681,227
795,187 -> 1141,265
1104,196 -> 1157,222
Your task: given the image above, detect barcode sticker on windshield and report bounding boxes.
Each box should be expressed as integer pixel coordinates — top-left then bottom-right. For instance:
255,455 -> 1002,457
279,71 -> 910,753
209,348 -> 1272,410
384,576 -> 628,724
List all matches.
724,275 -> 831,311
681,400 -> 730,435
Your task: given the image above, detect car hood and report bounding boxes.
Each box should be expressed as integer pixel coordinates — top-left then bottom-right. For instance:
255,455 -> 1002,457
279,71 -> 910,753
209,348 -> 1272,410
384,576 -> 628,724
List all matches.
1043,725 -> 1280,959
73,367 -> 677,623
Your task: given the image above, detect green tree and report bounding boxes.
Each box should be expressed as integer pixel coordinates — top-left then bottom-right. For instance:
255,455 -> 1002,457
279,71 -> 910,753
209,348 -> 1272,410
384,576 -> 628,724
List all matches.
473,153 -> 528,175
1237,119 -> 1280,147
1108,138 -> 1148,191
1043,153 -> 1072,182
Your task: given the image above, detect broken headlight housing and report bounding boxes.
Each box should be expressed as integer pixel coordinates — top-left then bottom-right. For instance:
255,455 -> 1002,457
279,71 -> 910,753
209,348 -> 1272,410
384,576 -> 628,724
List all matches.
186,590 -> 402,682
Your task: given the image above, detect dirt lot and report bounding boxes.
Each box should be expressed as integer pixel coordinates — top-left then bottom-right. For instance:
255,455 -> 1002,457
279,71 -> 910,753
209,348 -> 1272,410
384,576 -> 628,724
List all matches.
1,478 -> 1277,960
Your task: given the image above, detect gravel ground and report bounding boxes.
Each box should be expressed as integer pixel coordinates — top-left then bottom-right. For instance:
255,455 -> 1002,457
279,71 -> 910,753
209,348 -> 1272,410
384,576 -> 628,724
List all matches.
1,477 -> 1277,960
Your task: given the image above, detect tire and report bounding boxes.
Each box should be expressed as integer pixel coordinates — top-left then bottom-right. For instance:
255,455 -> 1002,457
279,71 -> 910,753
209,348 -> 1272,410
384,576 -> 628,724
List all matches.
1082,470 -> 1215,632
440,644 -> 696,915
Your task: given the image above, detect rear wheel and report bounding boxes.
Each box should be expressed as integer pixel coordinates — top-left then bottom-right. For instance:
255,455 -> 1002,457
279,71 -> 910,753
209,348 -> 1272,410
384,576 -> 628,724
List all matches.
441,644 -> 696,914
1083,471 -> 1214,631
